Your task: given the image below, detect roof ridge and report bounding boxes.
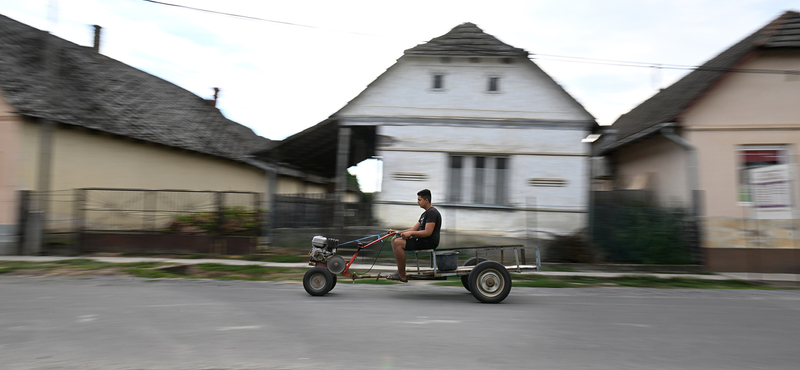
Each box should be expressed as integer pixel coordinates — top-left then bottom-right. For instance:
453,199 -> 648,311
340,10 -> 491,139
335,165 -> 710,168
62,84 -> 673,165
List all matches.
404,22 -> 529,57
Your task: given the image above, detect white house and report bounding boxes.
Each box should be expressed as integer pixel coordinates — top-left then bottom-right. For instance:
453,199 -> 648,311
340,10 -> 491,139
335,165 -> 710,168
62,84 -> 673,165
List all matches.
262,23 -> 597,239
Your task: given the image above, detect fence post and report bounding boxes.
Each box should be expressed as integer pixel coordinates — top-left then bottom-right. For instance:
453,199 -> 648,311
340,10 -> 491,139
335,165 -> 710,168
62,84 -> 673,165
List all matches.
215,192 -> 224,254
73,189 -> 86,254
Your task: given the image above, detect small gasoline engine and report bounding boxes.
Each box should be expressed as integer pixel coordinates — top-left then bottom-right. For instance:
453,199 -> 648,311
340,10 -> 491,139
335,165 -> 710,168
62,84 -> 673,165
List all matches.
308,235 -> 346,273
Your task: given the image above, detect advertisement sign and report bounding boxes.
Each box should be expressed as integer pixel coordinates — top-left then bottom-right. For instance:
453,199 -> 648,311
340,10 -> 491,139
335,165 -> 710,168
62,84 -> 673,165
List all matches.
750,164 -> 793,219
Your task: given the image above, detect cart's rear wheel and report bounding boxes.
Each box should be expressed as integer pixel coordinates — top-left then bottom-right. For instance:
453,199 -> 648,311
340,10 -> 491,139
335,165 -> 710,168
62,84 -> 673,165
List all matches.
461,257 -> 488,291
303,267 -> 334,296
468,261 -> 511,303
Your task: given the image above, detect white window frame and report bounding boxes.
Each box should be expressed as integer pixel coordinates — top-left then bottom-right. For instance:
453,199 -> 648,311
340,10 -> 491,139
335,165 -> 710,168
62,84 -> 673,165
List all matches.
448,154 -> 509,205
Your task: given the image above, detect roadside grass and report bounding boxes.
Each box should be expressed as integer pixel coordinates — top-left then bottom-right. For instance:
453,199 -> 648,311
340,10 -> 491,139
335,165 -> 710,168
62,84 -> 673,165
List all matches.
433,274 -> 777,289
0,260 -> 785,289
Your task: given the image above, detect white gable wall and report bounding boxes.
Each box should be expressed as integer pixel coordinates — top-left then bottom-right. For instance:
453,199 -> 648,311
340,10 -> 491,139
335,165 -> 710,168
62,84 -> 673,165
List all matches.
338,55 -> 593,238
339,56 -> 591,121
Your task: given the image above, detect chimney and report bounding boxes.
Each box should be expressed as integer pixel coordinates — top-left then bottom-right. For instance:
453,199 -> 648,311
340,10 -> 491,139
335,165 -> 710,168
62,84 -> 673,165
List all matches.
92,25 -> 102,53
206,87 -> 220,107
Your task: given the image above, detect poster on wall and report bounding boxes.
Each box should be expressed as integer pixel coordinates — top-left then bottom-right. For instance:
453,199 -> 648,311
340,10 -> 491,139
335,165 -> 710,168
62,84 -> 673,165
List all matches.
750,164 -> 793,219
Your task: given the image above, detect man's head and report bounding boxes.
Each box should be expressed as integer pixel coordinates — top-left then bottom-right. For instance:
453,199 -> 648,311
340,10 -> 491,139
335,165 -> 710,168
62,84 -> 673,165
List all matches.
417,189 -> 432,209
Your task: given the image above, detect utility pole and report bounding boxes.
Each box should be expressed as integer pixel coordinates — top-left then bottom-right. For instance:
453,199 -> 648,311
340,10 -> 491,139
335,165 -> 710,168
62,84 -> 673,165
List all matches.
24,1 -> 58,255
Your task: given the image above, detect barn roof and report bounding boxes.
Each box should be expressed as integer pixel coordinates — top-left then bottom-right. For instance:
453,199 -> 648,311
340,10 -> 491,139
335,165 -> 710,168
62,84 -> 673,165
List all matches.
0,14 -> 272,163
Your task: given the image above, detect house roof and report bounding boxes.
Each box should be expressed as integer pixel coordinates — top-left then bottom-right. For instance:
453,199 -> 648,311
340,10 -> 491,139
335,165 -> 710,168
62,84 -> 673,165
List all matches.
606,10 -> 800,150
404,22 -> 529,57
251,119 -> 376,179
0,14 -> 272,163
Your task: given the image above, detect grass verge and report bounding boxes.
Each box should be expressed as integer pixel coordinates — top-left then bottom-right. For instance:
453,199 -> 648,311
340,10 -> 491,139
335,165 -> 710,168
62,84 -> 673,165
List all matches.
0,260 -> 787,289
433,273 -> 778,289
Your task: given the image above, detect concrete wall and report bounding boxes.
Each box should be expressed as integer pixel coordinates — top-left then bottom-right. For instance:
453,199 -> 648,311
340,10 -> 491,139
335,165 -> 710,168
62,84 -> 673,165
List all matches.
371,121 -> 590,237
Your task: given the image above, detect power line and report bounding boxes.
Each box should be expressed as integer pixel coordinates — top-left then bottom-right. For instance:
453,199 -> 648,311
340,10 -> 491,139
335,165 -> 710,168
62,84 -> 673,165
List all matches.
141,0 -> 377,36
143,0 -> 799,76
533,54 -> 800,75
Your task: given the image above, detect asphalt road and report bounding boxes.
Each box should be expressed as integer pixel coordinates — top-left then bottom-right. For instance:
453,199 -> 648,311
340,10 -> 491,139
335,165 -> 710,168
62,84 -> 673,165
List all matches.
2,276 -> 799,370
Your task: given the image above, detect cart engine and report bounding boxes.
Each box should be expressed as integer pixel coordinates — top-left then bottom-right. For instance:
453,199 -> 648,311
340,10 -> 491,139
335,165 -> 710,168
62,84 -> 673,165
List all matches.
308,235 -> 339,263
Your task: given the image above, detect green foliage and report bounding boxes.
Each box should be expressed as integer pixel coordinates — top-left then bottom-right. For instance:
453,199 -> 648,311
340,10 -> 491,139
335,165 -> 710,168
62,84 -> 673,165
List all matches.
433,274 -> 775,289
167,206 -> 260,235
592,205 -> 693,264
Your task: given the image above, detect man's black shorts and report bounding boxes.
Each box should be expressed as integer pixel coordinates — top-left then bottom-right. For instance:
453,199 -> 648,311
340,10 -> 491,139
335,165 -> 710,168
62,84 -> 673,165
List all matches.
403,237 -> 437,251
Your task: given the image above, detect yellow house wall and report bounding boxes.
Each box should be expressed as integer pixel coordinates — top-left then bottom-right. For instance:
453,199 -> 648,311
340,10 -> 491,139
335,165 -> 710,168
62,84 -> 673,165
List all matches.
18,121 -> 267,193
683,50 -> 800,219
613,134 -> 688,207
680,50 -> 800,250
0,91 -> 22,233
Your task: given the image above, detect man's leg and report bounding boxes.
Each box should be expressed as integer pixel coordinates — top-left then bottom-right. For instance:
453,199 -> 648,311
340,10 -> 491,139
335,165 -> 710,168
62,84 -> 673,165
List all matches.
391,237 -> 406,279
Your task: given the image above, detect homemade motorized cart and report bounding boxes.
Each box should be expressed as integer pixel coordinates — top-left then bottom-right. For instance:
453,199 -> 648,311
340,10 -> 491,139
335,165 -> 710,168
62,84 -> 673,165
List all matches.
302,232 -> 541,303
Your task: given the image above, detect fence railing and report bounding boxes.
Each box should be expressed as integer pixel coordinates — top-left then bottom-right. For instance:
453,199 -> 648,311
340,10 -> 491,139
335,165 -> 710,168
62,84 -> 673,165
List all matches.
76,189 -> 262,236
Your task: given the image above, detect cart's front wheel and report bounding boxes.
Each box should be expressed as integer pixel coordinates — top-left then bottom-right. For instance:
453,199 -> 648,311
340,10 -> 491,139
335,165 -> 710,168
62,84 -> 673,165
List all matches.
303,267 -> 334,296
461,257 -> 488,291
468,261 -> 511,303
330,273 -> 338,291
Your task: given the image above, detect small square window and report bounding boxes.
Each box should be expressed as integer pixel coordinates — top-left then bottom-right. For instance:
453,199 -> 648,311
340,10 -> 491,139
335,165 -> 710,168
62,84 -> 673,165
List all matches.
433,74 -> 444,90
488,77 -> 500,92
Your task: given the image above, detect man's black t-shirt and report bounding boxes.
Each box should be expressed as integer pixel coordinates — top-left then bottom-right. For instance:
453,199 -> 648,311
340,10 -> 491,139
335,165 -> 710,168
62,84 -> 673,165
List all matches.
418,206 -> 442,248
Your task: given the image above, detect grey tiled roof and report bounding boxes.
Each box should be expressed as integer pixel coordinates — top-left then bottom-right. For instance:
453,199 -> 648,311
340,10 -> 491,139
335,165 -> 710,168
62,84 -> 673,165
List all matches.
0,14 -> 272,163
405,22 -> 529,57
608,10 -> 800,147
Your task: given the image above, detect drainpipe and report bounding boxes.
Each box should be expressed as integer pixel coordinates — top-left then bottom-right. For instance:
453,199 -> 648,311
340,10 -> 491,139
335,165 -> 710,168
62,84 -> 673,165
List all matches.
659,123 -> 700,216
245,159 -> 277,246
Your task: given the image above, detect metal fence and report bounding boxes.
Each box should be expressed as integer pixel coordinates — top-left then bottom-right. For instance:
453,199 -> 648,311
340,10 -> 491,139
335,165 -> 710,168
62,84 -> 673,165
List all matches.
274,193 -> 375,228
77,189 -> 262,236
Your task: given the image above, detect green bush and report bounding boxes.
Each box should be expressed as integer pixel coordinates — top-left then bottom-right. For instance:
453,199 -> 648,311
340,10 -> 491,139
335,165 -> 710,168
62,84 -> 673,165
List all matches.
592,206 -> 693,264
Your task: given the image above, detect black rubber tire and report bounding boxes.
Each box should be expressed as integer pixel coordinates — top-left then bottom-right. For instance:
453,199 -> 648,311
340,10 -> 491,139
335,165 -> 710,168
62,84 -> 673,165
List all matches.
330,274 -> 337,291
468,261 -> 512,303
461,257 -> 488,291
303,267 -> 334,296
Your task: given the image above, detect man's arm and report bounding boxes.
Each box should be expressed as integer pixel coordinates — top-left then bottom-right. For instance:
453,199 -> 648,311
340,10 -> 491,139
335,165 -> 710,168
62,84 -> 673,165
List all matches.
389,222 -> 420,238
404,222 -> 435,238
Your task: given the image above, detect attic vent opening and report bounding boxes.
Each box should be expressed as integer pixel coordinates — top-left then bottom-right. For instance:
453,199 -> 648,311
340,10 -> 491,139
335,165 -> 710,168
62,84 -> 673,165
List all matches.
528,178 -> 568,187
393,173 -> 429,181
469,57 -> 481,63
501,58 -> 514,64
440,57 -> 451,63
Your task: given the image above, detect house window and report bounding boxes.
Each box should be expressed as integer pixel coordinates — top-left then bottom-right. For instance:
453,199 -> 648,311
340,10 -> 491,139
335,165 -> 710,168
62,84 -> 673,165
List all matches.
737,145 -> 789,203
448,156 -> 463,202
432,74 -> 444,90
488,76 -> 500,92
448,154 -> 509,205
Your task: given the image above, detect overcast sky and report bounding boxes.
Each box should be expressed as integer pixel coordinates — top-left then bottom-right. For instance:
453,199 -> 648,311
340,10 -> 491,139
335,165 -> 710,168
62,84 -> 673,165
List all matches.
1,0 -> 797,191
